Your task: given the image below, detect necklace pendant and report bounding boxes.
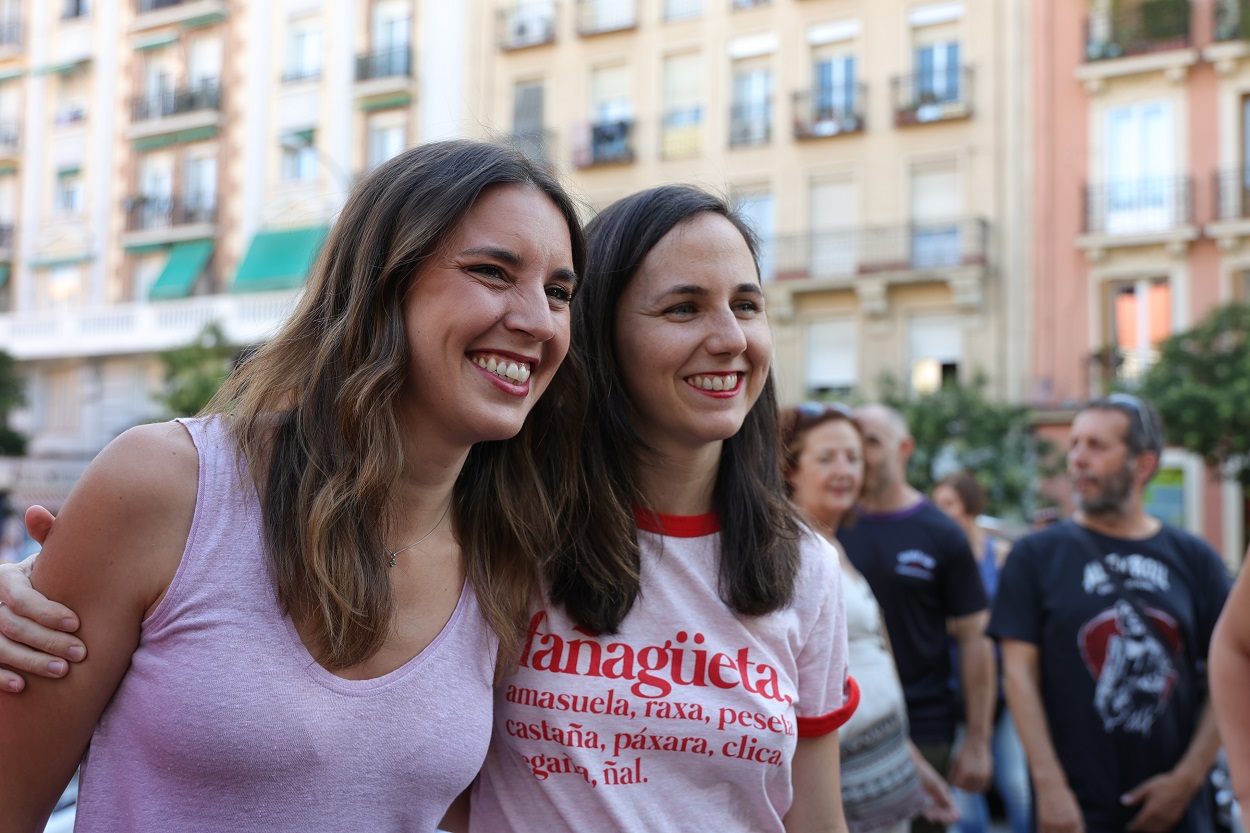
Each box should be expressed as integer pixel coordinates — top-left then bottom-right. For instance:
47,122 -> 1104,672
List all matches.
388,553 -> 397,568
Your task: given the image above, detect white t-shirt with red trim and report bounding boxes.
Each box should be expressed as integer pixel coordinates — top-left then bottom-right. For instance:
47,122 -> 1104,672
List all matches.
470,511 -> 858,833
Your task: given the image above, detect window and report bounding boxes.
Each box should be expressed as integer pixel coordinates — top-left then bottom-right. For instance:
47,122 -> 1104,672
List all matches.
281,138 -> 319,183
135,152 -> 173,227
188,36 -> 223,91
730,58 -> 772,147
908,315 -> 963,394
503,1 -> 557,48
55,172 -> 83,215
810,180 -> 857,277
62,0 -> 89,19
909,161 -> 962,269
664,0 -> 701,21
1107,278 -> 1170,382
586,65 -> 632,164
512,80 -> 547,161
735,190 -> 774,280
1102,101 -> 1176,234
185,153 -> 218,221
914,41 -> 961,103
55,71 -> 88,126
284,19 -> 323,82
662,53 -> 702,158
372,0 -> 411,51
812,51 -> 858,127
580,0 -> 636,34
42,267 -> 82,315
133,252 -> 164,302
367,112 -> 406,168
805,320 -> 857,397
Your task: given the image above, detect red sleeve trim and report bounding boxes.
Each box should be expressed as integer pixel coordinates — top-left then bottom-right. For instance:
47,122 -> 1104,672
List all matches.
796,676 -> 860,738
632,506 -> 721,537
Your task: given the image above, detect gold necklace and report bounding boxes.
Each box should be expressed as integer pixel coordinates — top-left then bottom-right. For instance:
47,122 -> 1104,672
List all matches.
387,502 -> 451,567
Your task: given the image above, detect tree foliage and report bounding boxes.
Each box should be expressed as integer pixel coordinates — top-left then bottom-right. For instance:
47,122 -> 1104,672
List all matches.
878,373 -> 1058,520
157,322 -> 236,418
1139,302 -> 1250,486
0,349 -> 25,455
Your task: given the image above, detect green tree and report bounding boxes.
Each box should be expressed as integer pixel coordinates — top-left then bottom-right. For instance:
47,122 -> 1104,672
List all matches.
1139,302 -> 1250,486
0,349 -> 26,455
157,322 -> 236,418
878,373 -> 1057,520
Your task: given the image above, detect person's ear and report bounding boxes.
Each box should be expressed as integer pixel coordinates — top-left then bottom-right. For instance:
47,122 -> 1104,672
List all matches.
1133,450 -> 1161,485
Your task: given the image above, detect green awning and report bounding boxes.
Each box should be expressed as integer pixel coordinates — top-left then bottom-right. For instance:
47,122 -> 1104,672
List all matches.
0,69 -> 23,82
232,226 -> 328,293
134,33 -> 178,51
37,59 -> 87,76
0,264 -> 10,290
149,240 -> 212,301
57,165 -> 81,178
132,125 -> 220,152
360,92 -> 411,112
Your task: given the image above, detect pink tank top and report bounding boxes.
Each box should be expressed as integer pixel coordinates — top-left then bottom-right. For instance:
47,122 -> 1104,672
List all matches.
74,417 -> 496,832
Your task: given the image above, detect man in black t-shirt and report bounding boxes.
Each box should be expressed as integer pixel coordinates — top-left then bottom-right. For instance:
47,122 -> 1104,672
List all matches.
989,395 -> 1231,833
837,404 -> 995,833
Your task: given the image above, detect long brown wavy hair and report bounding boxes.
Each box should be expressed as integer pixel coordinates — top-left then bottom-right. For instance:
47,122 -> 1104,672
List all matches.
547,184 -> 800,634
207,140 -> 587,672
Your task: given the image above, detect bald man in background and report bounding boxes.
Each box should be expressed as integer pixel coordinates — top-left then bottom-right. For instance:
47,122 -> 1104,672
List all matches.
837,404 -> 996,833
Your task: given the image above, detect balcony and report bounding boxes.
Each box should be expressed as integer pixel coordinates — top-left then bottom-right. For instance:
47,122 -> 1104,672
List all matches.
729,103 -> 771,147
0,291 -> 301,361
1206,167 -> 1250,245
766,218 -> 991,315
0,120 -> 18,160
1085,0 -> 1190,61
54,105 -> 88,128
133,0 -> 227,31
792,86 -> 865,140
122,193 -> 218,248
354,46 -> 414,101
1215,0 -> 1249,40
281,65 -> 321,84
576,0 -> 636,35
575,119 -> 635,167
128,80 -> 222,141
892,68 -> 973,126
499,3 -> 556,49
1079,175 -> 1197,254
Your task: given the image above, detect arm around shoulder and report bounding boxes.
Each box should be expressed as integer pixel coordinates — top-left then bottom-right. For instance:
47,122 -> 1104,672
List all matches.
0,422 -> 198,831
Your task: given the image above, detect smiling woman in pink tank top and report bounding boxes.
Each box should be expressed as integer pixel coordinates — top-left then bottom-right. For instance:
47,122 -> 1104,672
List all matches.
0,140 -> 587,832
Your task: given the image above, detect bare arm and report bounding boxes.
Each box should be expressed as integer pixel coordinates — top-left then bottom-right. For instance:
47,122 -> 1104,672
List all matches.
1121,704 -> 1219,833
1001,638 -> 1085,833
948,610 -> 995,792
1210,562 -> 1250,831
784,730 -> 848,833
0,424 -> 194,830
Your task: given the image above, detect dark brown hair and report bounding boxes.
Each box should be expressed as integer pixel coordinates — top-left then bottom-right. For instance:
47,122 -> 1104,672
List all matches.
780,402 -> 860,494
935,470 -> 987,517
209,140 -> 587,672
546,184 -> 800,634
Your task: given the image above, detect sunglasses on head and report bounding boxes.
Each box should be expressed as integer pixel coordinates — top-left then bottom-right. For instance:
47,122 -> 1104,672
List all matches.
1104,392 -> 1160,443
792,401 -> 857,423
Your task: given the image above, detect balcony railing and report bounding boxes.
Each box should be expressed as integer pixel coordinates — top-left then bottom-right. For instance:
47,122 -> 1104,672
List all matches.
355,46 -> 412,81
1083,176 -> 1192,235
1085,0 -> 1191,61
1213,168 -> 1250,220
0,19 -> 21,47
131,80 -> 221,122
577,0 -> 636,35
770,218 -> 989,280
499,3 -> 556,49
729,102 -> 771,147
0,224 -> 13,249
893,67 -> 973,126
0,120 -> 18,154
792,86 -> 865,139
138,0 -> 189,12
281,65 -> 322,83
1215,0 -> 1249,41
576,119 -> 635,167
510,128 -> 555,166
54,106 -> 88,126
125,194 -> 218,232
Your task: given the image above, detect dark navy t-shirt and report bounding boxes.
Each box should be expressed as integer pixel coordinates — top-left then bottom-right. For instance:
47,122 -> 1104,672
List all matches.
837,499 -> 988,744
988,520 -> 1231,833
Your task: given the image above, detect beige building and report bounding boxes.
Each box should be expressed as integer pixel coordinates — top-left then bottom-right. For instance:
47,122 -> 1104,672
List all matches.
474,0 -> 1033,407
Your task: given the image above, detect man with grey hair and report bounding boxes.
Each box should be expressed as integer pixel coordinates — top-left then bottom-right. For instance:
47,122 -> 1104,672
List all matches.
837,404 -> 997,833
990,394 -> 1231,833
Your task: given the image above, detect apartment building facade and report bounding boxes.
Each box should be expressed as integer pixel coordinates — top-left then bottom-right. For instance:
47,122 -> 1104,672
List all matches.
1033,0 -> 1245,562
0,0 -> 468,521
478,0 -> 1032,407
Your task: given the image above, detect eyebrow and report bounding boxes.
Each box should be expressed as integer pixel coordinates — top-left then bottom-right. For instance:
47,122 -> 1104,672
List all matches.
659,282 -> 763,299
458,246 -> 579,290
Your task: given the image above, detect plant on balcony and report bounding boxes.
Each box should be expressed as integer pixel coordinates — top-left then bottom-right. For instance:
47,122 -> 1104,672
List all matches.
0,349 -> 25,455
1140,0 -> 1189,40
876,371 -> 1059,520
1139,302 -> 1250,486
157,322 -> 237,418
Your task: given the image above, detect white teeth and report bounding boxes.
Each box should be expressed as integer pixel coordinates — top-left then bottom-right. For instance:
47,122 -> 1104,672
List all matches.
711,377 -> 725,391
487,357 -> 498,372
473,355 -> 532,384
691,374 -> 738,391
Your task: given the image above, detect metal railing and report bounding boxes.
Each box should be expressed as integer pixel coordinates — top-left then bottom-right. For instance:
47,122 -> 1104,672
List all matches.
355,46 -> 412,81
1085,0 -> 1191,60
0,120 -> 18,154
576,0 -> 636,35
125,194 -> 218,232
1213,168 -> 1250,220
138,0 -> 188,12
499,3 -> 557,49
0,19 -> 21,46
1083,176 -> 1192,234
281,66 -> 321,83
131,79 -> 221,122
729,102 -> 771,147
792,86 -> 865,139
1215,0 -> 1249,41
893,67 -> 973,126
769,218 -> 988,279
577,119 -> 635,166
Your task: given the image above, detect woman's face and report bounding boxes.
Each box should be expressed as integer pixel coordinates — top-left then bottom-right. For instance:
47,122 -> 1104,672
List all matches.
788,419 -> 863,526
397,184 -> 576,451
932,483 -> 970,524
613,213 -> 772,455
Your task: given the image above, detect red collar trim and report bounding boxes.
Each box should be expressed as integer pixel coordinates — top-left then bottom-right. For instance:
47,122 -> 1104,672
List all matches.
632,507 -> 721,538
